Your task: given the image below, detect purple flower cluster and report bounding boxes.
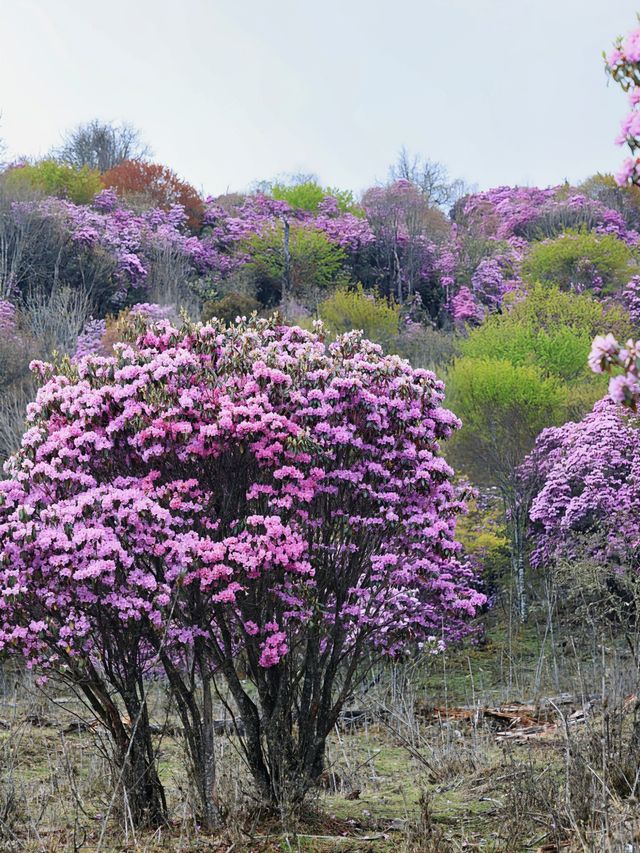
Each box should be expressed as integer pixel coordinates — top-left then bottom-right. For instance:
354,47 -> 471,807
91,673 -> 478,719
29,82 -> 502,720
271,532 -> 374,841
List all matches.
74,318 -> 107,359
526,398 -> 640,566
463,186 -> 636,244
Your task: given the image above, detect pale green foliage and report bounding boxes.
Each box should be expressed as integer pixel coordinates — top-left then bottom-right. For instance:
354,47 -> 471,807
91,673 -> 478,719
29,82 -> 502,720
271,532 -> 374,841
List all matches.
271,180 -> 362,214
461,285 -> 631,380
317,285 -> 400,348
245,224 -> 348,305
445,357 -> 566,489
456,496 -> 510,585
2,160 -> 103,204
459,285 -> 631,417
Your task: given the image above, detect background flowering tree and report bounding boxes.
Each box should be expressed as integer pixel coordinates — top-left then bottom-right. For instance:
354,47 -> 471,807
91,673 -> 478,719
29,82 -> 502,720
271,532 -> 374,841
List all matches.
527,398 -> 640,568
0,317 -> 484,818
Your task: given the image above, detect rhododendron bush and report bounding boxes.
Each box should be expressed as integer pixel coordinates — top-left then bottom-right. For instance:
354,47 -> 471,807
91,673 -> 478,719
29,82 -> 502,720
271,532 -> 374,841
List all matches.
526,398 -> 640,567
523,398 -> 640,652
0,317 -> 483,816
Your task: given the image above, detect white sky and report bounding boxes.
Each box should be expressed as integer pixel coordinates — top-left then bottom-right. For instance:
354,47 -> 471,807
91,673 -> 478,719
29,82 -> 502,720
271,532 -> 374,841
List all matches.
1,0 -> 638,197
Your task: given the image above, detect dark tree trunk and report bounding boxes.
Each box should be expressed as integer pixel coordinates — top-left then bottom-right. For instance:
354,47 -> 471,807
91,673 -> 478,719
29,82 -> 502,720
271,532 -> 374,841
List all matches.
282,217 -> 291,304
506,492 -> 528,623
78,668 -> 167,828
216,629 -> 358,812
196,653 -> 221,830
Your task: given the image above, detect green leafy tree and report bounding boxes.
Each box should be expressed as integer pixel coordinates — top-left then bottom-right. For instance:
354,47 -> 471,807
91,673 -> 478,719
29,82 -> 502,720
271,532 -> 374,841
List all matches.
245,224 -> 348,306
521,229 -> 637,295
2,160 -> 103,204
446,357 -> 566,620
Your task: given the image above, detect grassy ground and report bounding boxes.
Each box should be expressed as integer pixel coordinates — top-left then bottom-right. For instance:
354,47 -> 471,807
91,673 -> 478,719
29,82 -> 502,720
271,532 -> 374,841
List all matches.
0,712 -> 557,851
0,618 -> 637,851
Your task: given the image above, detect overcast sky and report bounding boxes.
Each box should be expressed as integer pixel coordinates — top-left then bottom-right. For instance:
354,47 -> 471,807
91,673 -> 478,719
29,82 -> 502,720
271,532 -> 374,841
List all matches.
1,0 -> 638,197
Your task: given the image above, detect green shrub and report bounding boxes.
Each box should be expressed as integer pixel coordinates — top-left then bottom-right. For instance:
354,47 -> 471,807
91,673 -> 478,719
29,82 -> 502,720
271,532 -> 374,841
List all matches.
202,293 -> 261,324
445,357 -> 567,488
2,160 -> 103,204
245,225 -> 348,306
458,285 -> 631,418
460,285 -> 631,382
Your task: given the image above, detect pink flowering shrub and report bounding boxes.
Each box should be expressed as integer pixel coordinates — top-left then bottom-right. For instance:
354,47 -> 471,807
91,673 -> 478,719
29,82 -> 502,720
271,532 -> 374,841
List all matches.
0,316 -> 483,810
523,397 -> 640,651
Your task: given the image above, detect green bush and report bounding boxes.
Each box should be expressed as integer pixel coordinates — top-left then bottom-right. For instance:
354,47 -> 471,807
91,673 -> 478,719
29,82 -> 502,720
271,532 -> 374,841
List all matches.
445,357 -> 567,488
458,285 -> 631,418
521,229 -> 636,295
2,160 -> 103,204
460,284 -> 631,381
271,181 -> 361,214
317,285 -> 400,348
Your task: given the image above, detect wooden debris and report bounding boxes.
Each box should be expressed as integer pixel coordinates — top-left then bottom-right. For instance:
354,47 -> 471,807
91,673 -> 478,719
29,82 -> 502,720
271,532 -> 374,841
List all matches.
416,695 -> 596,742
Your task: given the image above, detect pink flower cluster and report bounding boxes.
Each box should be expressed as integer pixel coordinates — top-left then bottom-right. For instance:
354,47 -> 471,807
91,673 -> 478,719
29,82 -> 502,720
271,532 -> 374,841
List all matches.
589,333 -> 640,406
606,25 -> 640,186
0,300 -> 17,333
450,286 -> 483,327
463,187 -> 635,244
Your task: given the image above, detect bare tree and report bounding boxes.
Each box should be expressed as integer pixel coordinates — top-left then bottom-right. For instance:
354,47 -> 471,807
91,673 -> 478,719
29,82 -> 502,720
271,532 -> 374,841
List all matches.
390,147 -> 470,210
53,120 -> 150,172
251,171 -> 319,196
22,286 -> 92,359
0,119 -> 6,168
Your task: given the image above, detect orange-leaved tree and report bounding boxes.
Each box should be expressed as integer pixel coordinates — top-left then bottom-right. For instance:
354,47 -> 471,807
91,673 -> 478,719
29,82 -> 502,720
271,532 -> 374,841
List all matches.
103,160 -> 204,231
